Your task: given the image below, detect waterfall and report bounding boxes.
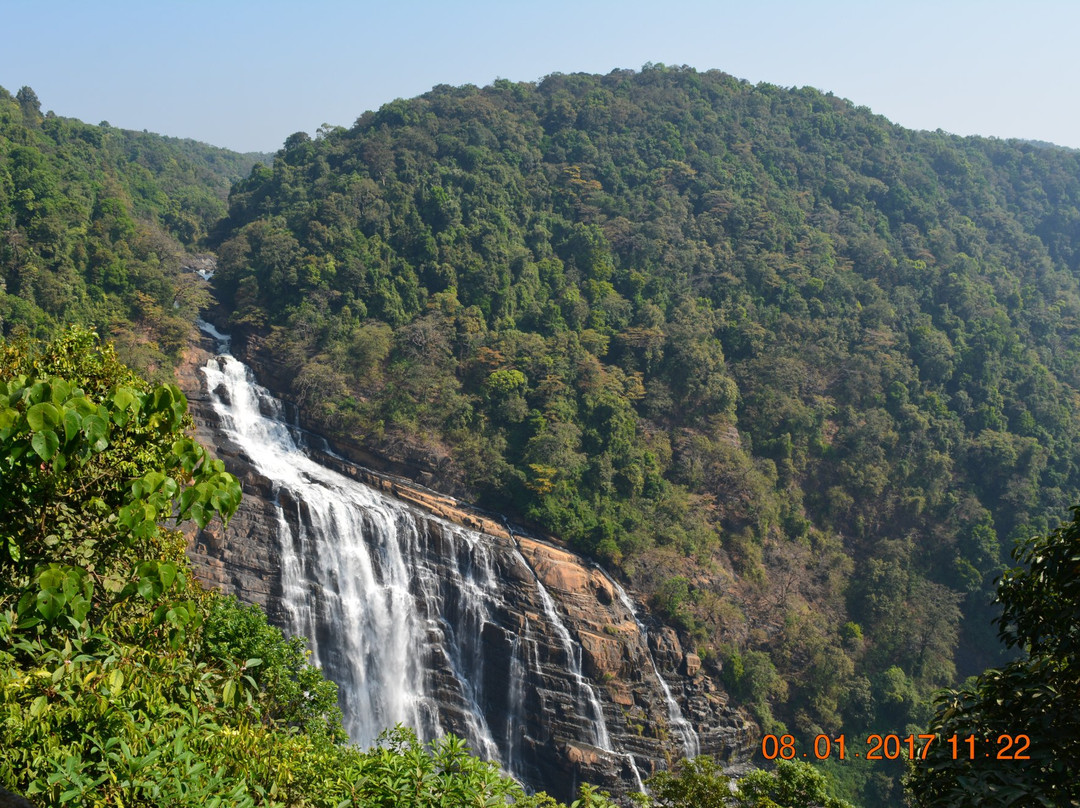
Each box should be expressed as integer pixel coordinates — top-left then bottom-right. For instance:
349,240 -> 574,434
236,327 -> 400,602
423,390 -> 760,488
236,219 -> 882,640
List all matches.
202,353 -> 443,746
611,580 -> 701,758
532,578 -> 611,749
195,326 -> 704,796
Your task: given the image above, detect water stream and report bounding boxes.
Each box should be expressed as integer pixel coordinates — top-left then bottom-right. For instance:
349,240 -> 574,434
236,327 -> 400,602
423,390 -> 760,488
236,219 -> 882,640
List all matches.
611,581 -> 701,758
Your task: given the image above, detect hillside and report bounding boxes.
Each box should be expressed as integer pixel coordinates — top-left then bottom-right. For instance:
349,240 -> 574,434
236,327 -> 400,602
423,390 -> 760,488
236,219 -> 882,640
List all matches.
207,66 -> 1080,804
0,84 -> 265,376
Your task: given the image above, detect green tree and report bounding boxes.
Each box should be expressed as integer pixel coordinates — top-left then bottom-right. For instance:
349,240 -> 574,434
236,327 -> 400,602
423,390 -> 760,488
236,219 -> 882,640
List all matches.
638,757 -> 852,808
15,86 -> 41,124
639,756 -> 733,808
735,761 -> 854,808
906,508 -> 1080,806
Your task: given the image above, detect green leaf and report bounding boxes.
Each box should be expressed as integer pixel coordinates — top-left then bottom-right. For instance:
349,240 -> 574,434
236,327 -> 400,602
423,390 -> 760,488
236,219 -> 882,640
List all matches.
29,695 -> 48,717
31,429 -> 60,460
68,594 -> 92,623
112,387 -> 139,412
36,589 -> 64,621
49,378 -> 71,403
82,413 -> 109,451
158,561 -> 177,589
189,501 -> 208,528
180,485 -> 198,514
138,577 -> 161,602
62,408 -> 82,443
27,381 -> 48,405
39,567 -> 65,591
61,568 -> 85,600
0,406 -> 18,430
26,401 -> 61,431
71,396 -> 97,417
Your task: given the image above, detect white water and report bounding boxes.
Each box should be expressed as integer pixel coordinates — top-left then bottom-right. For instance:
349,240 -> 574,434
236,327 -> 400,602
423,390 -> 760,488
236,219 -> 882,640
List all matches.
521,547 -> 645,792
196,318 -> 230,350
533,578 -> 613,750
612,580 -> 701,758
535,581 -> 646,792
203,353 -> 443,744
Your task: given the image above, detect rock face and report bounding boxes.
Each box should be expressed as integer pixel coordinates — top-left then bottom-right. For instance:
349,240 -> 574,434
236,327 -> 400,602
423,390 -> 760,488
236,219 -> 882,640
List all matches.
179,332 -> 754,801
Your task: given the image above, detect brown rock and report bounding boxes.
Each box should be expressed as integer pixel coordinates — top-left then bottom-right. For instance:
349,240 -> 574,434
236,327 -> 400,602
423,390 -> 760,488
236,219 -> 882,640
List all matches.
565,743 -> 601,766
650,627 -> 683,669
519,538 -> 592,596
683,652 -> 701,677
579,629 -> 625,678
609,683 -> 634,706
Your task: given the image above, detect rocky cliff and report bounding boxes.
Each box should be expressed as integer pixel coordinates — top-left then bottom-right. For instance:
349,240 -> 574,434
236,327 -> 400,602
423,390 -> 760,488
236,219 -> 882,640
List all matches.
177,333 -> 755,801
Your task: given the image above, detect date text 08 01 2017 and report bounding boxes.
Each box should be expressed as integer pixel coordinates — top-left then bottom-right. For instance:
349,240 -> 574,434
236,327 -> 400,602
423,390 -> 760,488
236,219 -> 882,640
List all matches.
760,733 -> 1031,762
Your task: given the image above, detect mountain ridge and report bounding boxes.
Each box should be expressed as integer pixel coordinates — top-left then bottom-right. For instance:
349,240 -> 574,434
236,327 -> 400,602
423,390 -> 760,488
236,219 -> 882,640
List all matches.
202,65 -> 1080,804
7,66 -> 1080,805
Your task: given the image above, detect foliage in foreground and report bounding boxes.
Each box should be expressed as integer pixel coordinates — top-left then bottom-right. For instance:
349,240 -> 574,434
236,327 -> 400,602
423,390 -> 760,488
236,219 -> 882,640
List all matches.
638,755 -> 853,808
906,509 -> 1080,807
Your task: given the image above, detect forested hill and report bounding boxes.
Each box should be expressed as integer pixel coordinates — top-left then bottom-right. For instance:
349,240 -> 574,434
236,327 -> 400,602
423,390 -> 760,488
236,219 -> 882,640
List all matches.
0,84 -> 266,376
209,65 -> 1080,803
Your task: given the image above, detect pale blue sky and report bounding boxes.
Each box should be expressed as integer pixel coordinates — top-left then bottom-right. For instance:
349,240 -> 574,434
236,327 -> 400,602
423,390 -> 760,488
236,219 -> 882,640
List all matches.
3,0 -> 1078,153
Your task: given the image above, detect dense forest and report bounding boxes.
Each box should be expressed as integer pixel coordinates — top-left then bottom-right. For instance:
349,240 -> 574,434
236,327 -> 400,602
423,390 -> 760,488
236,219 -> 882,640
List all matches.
208,66 -> 1080,804
3,67 -> 1080,805
0,84 -> 265,377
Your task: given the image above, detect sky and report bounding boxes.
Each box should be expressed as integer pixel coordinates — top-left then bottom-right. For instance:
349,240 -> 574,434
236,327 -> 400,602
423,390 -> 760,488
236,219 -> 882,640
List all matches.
3,0 -> 1079,154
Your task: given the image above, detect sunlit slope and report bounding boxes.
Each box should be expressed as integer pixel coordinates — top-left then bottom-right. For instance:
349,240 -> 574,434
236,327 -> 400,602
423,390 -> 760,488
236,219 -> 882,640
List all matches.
143,65 -> 1080,805
0,84 -> 264,373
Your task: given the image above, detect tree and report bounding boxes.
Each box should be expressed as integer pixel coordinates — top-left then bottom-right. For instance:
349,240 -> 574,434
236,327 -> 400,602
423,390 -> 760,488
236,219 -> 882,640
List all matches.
906,508 -> 1080,806
0,327 -> 240,596
0,329 -> 249,803
15,86 -> 41,124
637,756 -> 852,808
639,755 -> 733,808
735,761 -> 854,808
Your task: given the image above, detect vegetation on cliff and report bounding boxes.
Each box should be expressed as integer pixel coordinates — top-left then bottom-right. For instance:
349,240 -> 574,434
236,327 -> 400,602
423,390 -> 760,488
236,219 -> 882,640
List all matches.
6,66 -> 1080,805
206,65 -> 1080,803
0,85 -> 264,377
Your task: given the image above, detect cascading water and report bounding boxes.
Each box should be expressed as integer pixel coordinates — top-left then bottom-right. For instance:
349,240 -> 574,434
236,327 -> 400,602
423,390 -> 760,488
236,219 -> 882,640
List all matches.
611,580 -> 701,758
509,531 -> 647,793
195,326 -> 705,796
202,352 -> 447,746
538,579 -> 648,792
